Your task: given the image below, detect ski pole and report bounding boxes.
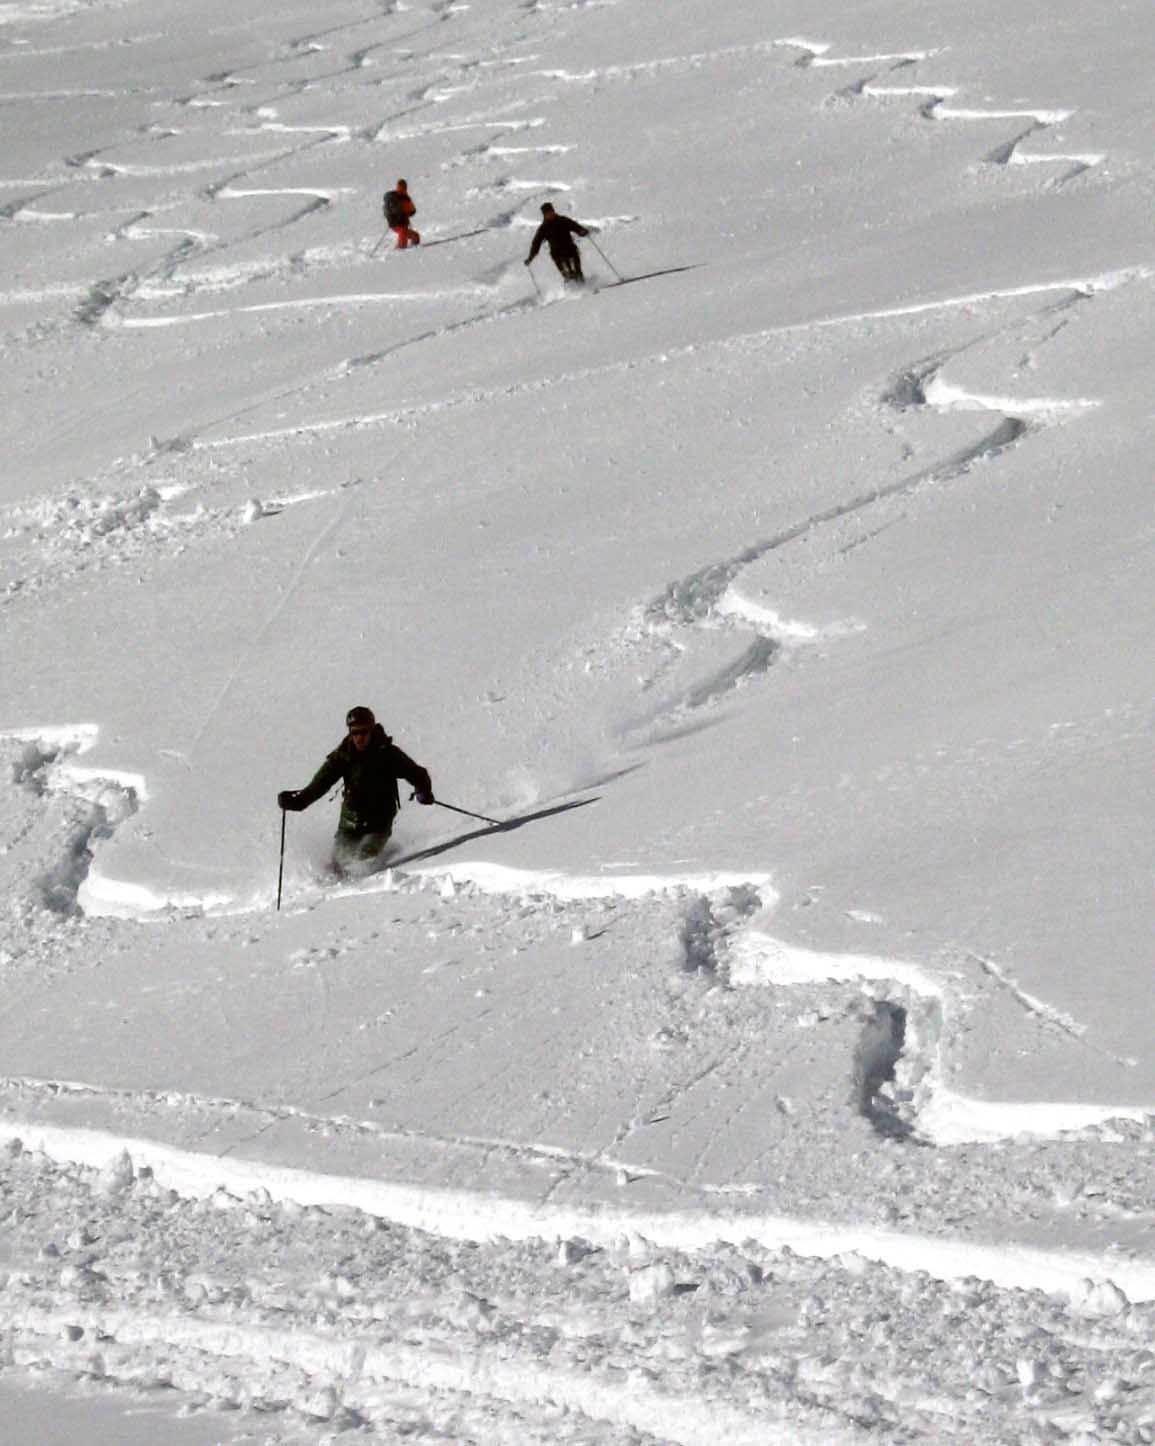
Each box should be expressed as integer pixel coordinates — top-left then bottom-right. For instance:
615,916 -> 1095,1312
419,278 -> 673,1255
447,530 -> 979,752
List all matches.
368,224 -> 388,259
438,799 -> 503,826
526,262 -> 541,298
415,793 -> 502,827
588,235 -> 623,281
276,808 -> 287,911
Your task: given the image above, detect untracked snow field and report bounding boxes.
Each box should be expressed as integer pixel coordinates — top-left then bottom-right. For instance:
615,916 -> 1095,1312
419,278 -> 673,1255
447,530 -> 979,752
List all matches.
1,0 -> 1153,1440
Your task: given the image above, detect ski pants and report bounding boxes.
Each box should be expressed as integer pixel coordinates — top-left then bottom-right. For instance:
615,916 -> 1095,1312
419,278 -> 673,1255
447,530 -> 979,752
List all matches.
333,825 -> 392,875
551,247 -> 582,281
391,225 -> 421,249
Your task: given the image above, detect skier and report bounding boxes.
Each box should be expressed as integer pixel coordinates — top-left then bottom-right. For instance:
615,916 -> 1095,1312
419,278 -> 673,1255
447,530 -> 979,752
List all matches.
525,201 -> 589,282
277,706 -> 434,871
382,178 -> 420,249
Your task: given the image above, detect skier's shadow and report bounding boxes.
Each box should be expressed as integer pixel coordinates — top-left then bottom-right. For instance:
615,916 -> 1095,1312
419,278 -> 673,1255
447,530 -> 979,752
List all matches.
601,264 -> 700,289
421,227 -> 489,249
391,796 -> 598,868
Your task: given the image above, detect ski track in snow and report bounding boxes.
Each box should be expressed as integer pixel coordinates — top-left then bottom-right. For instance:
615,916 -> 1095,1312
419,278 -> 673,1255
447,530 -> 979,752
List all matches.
0,1 -> 503,336
0,1070 -> 773,1202
597,272 -> 1128,748
780,37 -> 1106,187
557,24 -> 1140,784
161,264 -> 1145,463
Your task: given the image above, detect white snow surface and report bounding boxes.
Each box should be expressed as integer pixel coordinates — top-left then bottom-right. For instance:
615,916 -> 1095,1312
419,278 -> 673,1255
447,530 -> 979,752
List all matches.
0,0 -> 1153,1440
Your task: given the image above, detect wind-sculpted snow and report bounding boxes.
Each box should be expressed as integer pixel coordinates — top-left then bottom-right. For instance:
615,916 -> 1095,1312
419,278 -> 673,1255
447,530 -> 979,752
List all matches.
1,0 -> 1154,1436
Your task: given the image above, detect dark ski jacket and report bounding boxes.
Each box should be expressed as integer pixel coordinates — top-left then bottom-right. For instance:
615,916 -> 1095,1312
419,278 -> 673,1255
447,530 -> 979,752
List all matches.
527,213 -> 588,262
383,189 -> 416,228
295,724 -> 431,835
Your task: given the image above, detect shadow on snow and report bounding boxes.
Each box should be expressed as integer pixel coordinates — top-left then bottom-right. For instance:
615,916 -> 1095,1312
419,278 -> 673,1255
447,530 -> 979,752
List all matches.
420,228 -> 490,249
601,264 -> 701,289
391,796 -> 599,868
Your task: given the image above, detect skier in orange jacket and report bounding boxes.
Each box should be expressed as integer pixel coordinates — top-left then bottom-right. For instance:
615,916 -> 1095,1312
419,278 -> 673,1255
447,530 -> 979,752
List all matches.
383,178 -> 420,249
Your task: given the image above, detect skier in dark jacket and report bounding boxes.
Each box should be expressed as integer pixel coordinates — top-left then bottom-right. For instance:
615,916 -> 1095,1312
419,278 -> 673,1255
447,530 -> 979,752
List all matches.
278,706 -> 433,869
382,178 -> 420,249
525,202 -> 589,281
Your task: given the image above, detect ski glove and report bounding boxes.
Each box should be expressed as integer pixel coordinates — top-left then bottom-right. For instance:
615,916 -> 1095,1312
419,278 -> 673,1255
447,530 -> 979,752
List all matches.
278,790 -> 305,811
414,790 -> 435,805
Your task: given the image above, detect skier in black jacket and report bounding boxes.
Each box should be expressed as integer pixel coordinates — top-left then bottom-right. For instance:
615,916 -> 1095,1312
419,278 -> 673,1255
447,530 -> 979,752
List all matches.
525,202 -> 589,281
278,706 -> 433,869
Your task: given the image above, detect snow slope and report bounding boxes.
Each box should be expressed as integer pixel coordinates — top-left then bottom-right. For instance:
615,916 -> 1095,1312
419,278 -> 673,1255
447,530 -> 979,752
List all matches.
1,0 -> 1153,1439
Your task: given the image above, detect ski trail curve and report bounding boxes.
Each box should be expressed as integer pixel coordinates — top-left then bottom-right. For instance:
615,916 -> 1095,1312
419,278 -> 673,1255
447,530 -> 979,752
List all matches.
779,36 -> 1106,186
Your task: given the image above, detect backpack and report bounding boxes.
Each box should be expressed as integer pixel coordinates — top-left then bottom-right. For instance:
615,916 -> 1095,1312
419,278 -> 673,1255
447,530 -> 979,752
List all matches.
383,190 -> 410,228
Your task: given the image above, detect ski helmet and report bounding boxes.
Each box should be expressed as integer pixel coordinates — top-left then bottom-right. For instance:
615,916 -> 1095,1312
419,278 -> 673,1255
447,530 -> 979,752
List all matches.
346,706 -> 375,730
